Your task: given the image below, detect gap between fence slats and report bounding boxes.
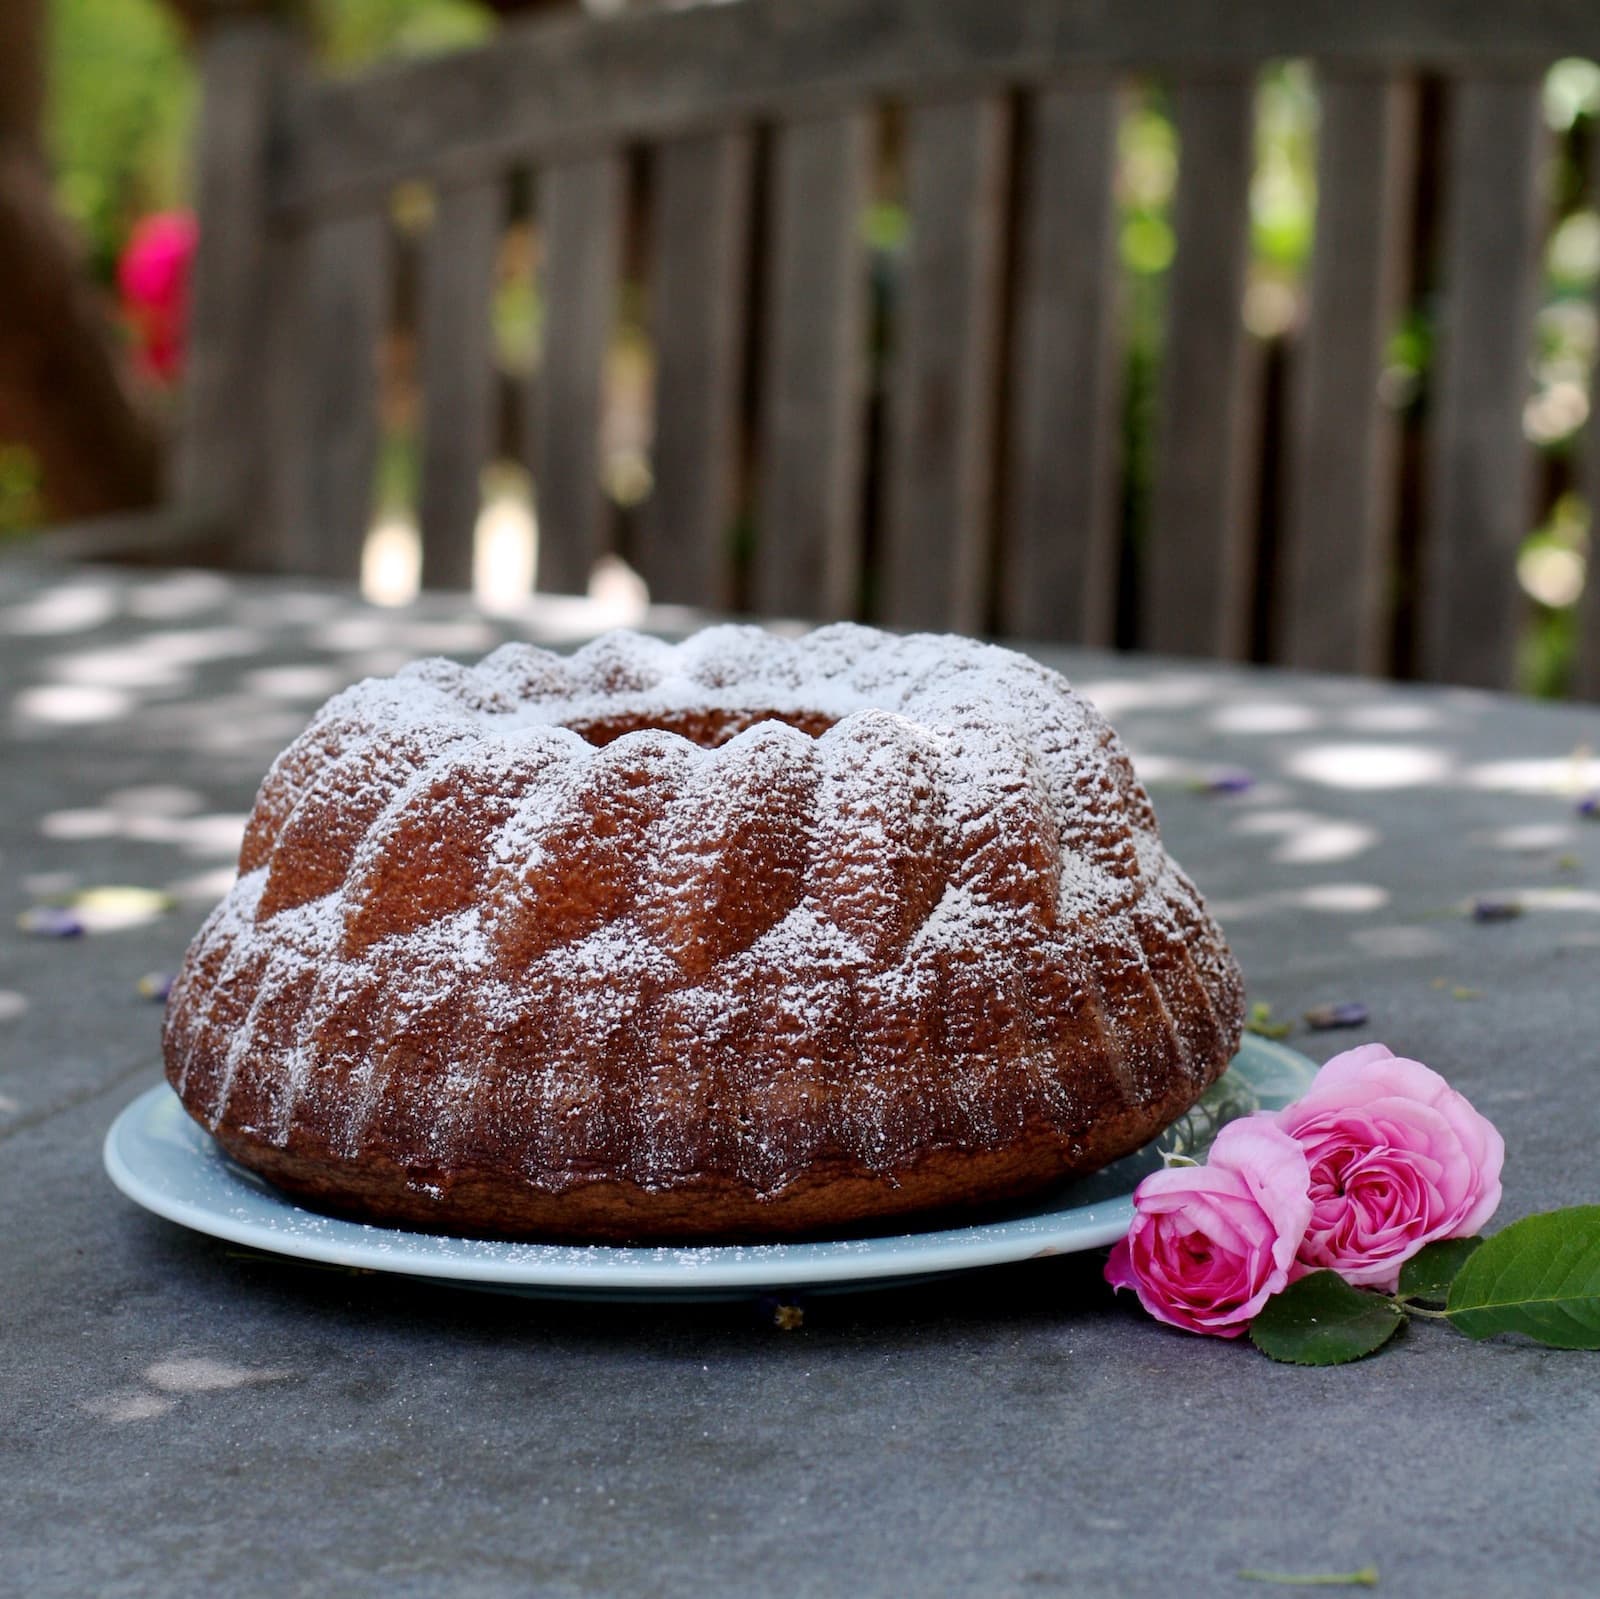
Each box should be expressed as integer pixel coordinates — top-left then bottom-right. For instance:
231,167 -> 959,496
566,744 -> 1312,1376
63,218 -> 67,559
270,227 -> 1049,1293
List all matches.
531,153 -> 624,595
1419,75 -> 1546,688
1144,74 -> 1258,659
753,112 -> 871,620
880,95 -> 1009,633
1281,71 -> 1418,675
417,177 -> 504,590
637,131 -> 755,609
999,81 -> 1122,645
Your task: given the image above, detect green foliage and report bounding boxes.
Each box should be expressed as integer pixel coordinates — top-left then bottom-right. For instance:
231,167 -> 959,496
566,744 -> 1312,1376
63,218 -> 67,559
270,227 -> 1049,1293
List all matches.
1249,1271 -> 1405,1366
46,0 -> 493,280
0,445 -> 43,536
861,201 -> 909,253
50,0 -> 194,278
1545,58 -> 1600,130
312,0 -> 493,73
1546,210 -> 1600,296
1246,1209 -> 1600,1365
376,429 -> 419,514
1243,1001 -> 1293,1041
1396,1237 -> 1483,1302
1516,493 -> 1589,697
495,262 -> 542,378
1445,1206 -> 1600,1349
1118,97 -> 1177,280
1252,63 -> 1315,272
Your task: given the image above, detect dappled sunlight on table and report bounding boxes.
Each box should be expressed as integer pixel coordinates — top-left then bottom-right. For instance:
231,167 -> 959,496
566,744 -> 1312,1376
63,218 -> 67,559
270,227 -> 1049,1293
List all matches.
1285,741 -> 1454,790
1465,754 -> 1600,794
1229,809 -> 1380,864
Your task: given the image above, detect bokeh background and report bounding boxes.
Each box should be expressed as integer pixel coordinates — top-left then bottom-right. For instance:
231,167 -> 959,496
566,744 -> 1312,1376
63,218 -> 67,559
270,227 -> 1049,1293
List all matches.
8,0 -> 1600,692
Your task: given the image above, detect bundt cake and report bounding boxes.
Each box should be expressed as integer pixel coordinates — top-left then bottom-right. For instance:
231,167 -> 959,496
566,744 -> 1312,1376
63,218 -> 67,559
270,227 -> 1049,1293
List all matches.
162,624 -> 1245,1241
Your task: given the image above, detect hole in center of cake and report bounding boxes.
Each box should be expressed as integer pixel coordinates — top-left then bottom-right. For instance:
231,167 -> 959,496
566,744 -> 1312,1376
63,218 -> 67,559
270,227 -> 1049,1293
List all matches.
561,707 -> 840,749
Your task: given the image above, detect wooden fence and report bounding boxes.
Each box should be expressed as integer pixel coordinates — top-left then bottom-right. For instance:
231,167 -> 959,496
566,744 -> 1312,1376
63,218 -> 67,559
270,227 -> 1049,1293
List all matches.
175,0 -> 1600,695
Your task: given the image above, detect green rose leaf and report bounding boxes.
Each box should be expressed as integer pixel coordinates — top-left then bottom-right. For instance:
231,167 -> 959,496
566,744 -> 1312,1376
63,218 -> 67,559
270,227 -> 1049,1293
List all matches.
1397,1236 -> 1483,1302
1445,1206 -> 1600,1349
1244,1001 -> 1293,1040
1249,1271 -> 1406,1365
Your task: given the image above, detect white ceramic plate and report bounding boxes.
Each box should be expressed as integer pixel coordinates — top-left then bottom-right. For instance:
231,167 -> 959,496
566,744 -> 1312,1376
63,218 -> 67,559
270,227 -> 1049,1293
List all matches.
104,1035 -> 1315,1300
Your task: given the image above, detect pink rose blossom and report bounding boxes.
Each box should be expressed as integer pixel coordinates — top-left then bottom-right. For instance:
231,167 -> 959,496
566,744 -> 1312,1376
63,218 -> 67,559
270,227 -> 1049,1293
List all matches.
1104,1118 -> 1313,1338
118,211 -> 198,383
1275,1042 -> 1504,1292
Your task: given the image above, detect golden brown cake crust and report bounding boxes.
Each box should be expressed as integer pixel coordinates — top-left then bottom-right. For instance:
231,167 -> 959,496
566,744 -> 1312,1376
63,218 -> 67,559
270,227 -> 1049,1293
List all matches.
212,1079 -> 1208,1243
163,625 -> 1245,1242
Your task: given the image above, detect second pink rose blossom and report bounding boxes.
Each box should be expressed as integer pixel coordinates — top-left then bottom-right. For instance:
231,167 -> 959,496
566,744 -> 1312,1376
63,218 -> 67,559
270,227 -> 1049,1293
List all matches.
1274,1042 -> 1504,1291
1106,1040 -> 1505,1337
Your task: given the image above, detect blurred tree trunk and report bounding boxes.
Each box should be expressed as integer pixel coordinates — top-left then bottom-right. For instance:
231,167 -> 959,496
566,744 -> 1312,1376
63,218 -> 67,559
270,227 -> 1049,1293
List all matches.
0,0 -> 164,522
0,0 -> 45,156
0,0 -> 587,527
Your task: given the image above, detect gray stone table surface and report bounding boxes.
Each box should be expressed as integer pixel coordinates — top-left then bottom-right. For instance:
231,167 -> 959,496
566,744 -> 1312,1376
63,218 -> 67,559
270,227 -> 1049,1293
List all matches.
3,557 -> 1598,1598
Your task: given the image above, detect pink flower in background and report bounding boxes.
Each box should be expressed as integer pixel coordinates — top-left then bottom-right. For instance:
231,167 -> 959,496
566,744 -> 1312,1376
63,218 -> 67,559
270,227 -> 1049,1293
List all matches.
1275,1042 -> 1504,1291
118,211 -> 197,383
1105,1118 -> 1313,1338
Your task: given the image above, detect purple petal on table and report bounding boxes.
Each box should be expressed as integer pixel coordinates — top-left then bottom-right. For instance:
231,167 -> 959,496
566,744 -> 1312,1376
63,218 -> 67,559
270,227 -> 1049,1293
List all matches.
1578,791 -> 1599,819
18,906 -> 85,938
1470,897 -> 1523,923
1303,1001 -> 1370,1030
137,972 -> 175,1002
1194,767 -> 1255,795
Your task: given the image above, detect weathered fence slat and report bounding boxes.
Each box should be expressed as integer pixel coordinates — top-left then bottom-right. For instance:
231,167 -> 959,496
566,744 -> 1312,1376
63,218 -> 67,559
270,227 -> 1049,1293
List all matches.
1579,266 -> 1600,699
531,153 -> 624,594
1281,72 -> 1417,675
177,19 -> 295,565
881,95 -> 1009,633
637,131 -> 754,608
416,177 -> 504,591
1419,76 -> 1546,688
1573,131 -> 1600,703
1144,75 -> 1257,659
272,209 -> 391,580
753,111 -> 871,619
1000,82 -> 1122,644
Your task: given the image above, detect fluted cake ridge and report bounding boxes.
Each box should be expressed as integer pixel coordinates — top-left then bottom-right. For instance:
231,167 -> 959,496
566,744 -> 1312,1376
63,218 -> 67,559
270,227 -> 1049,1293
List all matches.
163,623 -> 1246,1240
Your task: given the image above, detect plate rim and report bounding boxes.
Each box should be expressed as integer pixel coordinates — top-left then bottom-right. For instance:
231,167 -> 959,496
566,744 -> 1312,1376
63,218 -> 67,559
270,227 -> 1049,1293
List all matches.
104,1036 -> 1316,1293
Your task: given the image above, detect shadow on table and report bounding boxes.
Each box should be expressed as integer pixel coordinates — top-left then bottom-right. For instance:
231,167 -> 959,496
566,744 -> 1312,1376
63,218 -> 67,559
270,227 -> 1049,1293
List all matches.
136,1211 -> 1139,1347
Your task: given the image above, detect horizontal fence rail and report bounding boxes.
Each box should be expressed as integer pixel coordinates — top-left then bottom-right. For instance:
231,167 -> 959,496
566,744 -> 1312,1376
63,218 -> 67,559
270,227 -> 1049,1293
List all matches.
274,0 -> 1600,216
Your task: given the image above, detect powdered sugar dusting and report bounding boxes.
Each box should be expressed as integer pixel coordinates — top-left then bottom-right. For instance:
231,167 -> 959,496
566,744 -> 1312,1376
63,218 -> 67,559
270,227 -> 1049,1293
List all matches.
166,624 -> 1245,1227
